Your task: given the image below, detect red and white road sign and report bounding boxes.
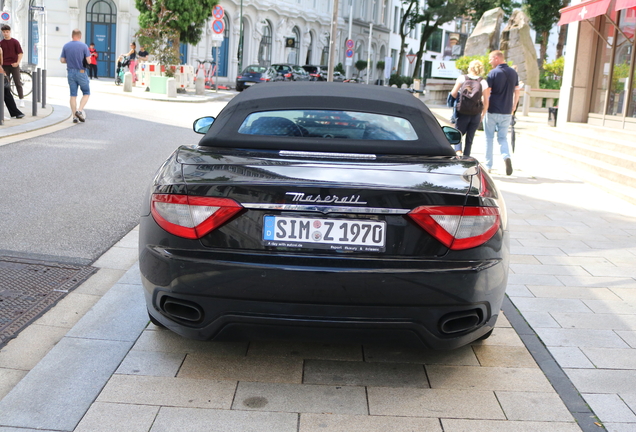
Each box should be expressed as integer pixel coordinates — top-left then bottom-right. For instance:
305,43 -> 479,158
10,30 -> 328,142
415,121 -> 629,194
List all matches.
212,19 -> 224,34
212,5 -> 224,20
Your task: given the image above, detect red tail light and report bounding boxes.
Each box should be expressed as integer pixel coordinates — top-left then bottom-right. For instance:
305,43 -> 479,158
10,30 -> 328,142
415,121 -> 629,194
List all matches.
151,194 -> 243,239
407,206 -> 500,250
284,73 -> 292,78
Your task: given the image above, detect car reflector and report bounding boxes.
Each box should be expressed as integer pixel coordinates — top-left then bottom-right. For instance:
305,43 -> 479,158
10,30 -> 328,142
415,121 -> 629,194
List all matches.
407,206 -> 500,250
151,194 -> 243,239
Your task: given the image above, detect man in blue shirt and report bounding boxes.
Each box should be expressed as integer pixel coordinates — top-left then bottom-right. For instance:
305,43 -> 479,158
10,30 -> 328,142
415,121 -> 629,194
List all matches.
484,50 -> 520,175
60,29 -> 91,123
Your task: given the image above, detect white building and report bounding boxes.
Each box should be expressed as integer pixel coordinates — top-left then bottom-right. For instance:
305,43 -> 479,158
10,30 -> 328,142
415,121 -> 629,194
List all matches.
2,0 -> 451,86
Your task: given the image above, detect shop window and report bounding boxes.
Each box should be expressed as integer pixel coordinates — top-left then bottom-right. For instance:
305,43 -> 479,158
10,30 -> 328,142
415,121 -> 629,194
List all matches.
426,28 -> 443,53
590,17 -> 615,115
623,8 -> 636,118
258,21 -> 272,67
607,9 -> 634,117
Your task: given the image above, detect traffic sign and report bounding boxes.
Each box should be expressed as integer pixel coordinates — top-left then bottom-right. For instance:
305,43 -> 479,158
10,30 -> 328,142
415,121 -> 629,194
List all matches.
0,12 -> 10,21
212,19 -> 224,34
212,5 -> 224,20
346,39 -> 354,49
346,49 -> 354,58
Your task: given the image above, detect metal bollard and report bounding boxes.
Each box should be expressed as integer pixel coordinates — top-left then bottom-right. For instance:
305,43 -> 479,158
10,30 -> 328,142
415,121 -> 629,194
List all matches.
42,69 -> 47,108
0,74 -> 4,125
31,70 -> 38,116
36,68 -> 41,103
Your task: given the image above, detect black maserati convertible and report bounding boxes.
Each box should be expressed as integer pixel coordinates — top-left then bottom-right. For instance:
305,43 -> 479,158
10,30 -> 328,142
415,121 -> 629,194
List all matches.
139,82 -> 509,349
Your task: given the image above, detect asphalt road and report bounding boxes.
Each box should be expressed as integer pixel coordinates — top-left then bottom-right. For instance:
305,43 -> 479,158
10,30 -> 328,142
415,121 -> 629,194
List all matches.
0,87 -> 229,265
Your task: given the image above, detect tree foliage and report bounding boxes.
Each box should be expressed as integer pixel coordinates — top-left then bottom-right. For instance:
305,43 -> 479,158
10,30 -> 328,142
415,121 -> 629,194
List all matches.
135,0 -> 218,47
396,1 -> 470,78
466,0 -> 519,22
454,54 -> 492,75
411,0 -> 470,79
523,0 -> 567,64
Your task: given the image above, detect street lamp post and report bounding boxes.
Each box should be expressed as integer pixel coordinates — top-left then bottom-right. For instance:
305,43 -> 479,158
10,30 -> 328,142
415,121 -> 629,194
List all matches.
238,0 -> 244,74
327,0 -> 339,82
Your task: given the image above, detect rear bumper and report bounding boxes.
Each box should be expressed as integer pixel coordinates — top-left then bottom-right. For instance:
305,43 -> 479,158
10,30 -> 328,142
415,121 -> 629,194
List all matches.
140,243 -> 509,350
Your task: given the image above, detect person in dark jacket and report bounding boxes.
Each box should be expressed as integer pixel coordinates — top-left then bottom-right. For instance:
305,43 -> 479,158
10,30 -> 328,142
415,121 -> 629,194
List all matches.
483,50 -> 520,175
450,60 -> 490,157
0,47 -> 24,119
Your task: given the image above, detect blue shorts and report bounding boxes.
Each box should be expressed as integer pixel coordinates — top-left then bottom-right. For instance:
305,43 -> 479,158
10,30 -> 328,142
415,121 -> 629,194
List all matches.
67,69 -> 90,97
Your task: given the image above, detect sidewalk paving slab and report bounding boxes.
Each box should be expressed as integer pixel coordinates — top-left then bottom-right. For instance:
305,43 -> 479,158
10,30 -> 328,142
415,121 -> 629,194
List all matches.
5,98 -> 636,432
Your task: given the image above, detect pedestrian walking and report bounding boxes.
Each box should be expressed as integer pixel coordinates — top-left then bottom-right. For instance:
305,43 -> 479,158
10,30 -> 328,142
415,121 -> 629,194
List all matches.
123,42 -> 138,85
88,42 -> 98,79
0,25 -> 25,108
60,29 -> 91,124
450,59 -> 490,157
483,50 -> 520,175
0,54 -> 24,119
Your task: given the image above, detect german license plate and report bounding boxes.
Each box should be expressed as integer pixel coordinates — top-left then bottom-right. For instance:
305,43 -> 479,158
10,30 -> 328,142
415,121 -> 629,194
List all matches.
263,216 -> 386,252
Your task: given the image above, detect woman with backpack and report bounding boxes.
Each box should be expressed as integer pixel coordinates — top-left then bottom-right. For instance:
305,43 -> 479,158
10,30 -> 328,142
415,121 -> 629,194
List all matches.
450,60 -> 490,156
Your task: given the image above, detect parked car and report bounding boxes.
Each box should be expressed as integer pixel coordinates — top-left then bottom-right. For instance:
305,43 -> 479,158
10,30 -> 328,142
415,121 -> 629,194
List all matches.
302,65 -> 328,81
139,82 -> 509,350
271,64 -> 310,81
332,71 -> 345,82
235,65 -> 277,91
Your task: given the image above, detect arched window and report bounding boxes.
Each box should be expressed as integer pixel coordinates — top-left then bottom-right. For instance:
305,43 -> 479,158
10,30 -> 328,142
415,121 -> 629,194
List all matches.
306,32 -> 313,65
214,15 -> 230,77
287,27 -> 300,65
258,21 -> 272,67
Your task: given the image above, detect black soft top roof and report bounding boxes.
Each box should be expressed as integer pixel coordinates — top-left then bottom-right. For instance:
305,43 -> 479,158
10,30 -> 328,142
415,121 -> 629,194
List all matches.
199,82 -> 455,156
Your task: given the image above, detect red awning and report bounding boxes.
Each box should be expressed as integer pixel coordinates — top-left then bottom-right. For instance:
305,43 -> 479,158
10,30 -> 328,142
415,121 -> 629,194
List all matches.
558,0 -> 612,26
615,0 -> 636,11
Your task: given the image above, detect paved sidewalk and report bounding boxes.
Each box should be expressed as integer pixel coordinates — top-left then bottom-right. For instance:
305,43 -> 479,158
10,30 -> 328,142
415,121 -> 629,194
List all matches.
1,96 -> 635,431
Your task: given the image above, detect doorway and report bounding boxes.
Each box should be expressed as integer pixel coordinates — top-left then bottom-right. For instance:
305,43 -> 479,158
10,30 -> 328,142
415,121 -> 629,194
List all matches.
85,0 -> 117,78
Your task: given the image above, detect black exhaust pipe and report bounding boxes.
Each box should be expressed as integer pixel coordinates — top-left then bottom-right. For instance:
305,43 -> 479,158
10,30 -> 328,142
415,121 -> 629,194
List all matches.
439,309 -> 482,334
162,297 -> 204,323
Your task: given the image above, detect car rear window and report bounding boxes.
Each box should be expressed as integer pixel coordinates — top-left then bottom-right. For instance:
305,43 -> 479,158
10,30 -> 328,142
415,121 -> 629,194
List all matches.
244,66 -> 266,73
237,110 -> 418,141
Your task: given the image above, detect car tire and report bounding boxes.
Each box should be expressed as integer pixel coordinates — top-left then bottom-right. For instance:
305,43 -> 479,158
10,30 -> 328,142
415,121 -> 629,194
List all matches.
236,85 -> 244,92
148,310 -> 166,328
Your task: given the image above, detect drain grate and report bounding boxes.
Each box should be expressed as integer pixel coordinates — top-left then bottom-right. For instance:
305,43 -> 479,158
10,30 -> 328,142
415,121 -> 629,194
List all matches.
0,256 -> 97,348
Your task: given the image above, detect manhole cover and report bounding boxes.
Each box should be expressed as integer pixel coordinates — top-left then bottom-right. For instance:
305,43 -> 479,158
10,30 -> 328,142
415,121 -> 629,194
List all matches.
0,256 -> 97,348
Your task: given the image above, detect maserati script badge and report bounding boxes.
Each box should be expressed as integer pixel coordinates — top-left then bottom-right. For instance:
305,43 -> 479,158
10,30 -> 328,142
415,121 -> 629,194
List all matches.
286,192 -> 367,205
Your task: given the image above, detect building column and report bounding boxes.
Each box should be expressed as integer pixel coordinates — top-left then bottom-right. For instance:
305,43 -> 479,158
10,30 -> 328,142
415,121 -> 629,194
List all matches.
69,8 -> 80,32
119,12 -> 131,58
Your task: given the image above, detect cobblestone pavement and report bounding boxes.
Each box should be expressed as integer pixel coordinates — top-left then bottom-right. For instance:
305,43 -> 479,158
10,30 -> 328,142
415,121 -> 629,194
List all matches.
1,90 -> 635,432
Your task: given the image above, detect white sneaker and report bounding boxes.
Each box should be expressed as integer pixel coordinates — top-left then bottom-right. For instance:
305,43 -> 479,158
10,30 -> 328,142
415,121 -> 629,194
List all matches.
75,110 -> 85,122
19,100 -> 25,108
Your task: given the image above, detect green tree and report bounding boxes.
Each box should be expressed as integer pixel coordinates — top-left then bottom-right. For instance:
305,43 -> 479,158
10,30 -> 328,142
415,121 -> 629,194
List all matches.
135,0 -> 218,51
396,0 -> 420,76
524,0 -> 567,65
411,0 -> 470,79
454,54 -> 492,75
466,0 -> 519,21
355,59 -> 369,77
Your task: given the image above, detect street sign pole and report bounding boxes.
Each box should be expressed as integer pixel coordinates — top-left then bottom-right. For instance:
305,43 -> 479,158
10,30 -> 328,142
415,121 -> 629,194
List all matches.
327,0 -> 339,82
346,1 -> 353,79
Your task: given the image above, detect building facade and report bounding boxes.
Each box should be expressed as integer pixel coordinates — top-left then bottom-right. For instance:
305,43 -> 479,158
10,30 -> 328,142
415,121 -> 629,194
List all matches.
1,0 -> 141,78
559,0 -> 636,130
1,0 -> 402,85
